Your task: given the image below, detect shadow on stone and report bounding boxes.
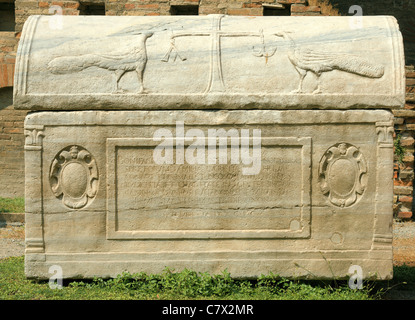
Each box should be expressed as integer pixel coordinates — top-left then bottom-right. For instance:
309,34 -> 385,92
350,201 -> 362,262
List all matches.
0,87 -> 13,111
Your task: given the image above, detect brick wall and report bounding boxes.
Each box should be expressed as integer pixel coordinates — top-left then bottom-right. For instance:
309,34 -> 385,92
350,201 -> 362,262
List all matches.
0,29 -> 23,198
393,66 -> 415,219
105,0 -> 322,17
0,32 -> 17,88
0,87 -> 27,198
15,0 -> 83,32
11,0 -> 324,22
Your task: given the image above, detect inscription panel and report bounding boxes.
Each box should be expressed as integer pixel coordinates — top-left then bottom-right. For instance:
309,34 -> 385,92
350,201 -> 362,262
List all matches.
106,137 -> 311,239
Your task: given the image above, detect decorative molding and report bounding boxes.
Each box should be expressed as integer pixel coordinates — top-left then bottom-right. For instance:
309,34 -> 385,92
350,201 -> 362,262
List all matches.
49,145 -> 99,209
14,15 -> 40,97
24,126 -> 44,150
25,238 -> 45,254
371,233 -> 393,250
376,121 -> 394,146
373,233 -> 393,243
319,142 -> 367,208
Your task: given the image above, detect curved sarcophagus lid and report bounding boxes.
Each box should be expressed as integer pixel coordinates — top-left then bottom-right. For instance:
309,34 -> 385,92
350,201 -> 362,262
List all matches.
13,14 -> 405,110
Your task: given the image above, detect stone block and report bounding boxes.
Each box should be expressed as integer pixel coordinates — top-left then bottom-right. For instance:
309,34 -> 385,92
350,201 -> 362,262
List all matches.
392,109 -> 415,117
13,15 -> 405,110
407,93 -> 415,102
22,109 -> 394,280
393,117 -> 404,124
406,78 -> 415,86
399,170 -> 414,180
394,185 -> 413,195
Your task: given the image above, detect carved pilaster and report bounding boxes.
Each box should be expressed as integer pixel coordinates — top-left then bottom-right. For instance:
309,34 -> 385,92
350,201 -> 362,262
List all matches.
24,126 -> 44,150
24,125 -> 45,254
376,121 -> 394,147
371,121 -> 394,250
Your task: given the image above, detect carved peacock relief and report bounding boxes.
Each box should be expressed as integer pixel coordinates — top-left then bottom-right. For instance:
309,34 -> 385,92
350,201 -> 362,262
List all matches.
49,145 -> 98,209
47,32 -> 154,94
45,18 -> 385,95
274,32 -> 385,94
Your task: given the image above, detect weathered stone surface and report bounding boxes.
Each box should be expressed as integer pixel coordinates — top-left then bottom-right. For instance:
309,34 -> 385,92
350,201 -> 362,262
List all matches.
14,15 -> 405,110
24,109 -> 394,279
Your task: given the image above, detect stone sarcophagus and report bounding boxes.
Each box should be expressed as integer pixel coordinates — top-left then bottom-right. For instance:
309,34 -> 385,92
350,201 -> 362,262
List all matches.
15,15 -> 405,280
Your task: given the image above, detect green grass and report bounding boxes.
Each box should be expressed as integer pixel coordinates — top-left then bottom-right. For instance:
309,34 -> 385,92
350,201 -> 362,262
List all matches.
0,256 -> 392,300
0,197 -> 25,213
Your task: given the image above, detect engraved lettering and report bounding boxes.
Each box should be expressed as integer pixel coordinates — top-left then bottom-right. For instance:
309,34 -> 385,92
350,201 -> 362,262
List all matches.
152,122 -> 261,175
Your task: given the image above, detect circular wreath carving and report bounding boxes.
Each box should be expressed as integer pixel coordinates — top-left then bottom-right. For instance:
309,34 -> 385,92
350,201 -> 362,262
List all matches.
49,145 -> 98,209
318,143 -> 367,208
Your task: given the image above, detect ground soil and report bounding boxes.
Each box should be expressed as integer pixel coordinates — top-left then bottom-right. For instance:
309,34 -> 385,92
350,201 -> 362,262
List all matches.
0,223 -> 24,259
393,220 -> 415,267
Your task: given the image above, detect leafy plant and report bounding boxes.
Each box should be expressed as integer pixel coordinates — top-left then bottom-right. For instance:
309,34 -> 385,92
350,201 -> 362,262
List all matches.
394,134 -> 406,164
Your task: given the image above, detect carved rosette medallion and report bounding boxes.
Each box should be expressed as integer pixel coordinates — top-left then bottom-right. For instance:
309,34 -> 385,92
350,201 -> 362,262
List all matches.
49,145 -> 98,209
318,143 -> 367,208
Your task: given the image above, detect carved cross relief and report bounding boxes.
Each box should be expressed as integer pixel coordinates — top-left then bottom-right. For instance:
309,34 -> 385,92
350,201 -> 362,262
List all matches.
46,15 -> 385,95
161,14 -> 276,93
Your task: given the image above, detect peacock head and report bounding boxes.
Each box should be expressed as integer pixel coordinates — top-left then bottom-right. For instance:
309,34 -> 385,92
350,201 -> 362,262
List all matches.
143,32 -> 154,39
274,31 -> 292,38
